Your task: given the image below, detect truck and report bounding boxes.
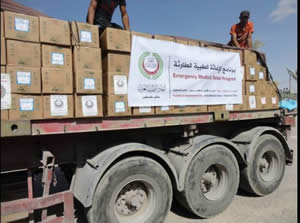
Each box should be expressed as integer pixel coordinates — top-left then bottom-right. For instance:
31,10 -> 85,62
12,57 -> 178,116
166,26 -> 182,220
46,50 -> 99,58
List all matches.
1,88 -> 296,223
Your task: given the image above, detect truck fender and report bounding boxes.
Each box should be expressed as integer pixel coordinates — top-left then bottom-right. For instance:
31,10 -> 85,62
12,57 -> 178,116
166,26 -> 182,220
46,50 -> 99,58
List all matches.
231,126 -> 293,165
71,143 -> 180,208
167,135 -> 246,191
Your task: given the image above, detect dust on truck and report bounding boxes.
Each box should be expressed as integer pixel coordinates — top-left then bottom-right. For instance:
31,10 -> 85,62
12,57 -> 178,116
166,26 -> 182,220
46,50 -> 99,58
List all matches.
1,10 -> 296,223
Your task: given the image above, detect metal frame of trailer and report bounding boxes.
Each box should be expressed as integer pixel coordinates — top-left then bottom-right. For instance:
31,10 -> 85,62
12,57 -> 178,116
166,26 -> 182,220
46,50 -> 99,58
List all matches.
1,109 -> 294,137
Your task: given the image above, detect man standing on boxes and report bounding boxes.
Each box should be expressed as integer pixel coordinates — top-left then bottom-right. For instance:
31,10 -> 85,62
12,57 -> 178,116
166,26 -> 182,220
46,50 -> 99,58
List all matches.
228,10 -> 254,49
87,0 -> 130,33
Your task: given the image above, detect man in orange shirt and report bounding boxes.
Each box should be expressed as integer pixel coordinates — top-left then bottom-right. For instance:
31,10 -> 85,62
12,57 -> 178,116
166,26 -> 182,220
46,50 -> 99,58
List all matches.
228,11 -> 254,49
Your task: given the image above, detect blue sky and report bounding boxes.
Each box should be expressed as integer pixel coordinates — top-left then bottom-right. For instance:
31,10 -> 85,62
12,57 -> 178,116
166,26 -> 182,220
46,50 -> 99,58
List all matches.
15,0 -> 298,92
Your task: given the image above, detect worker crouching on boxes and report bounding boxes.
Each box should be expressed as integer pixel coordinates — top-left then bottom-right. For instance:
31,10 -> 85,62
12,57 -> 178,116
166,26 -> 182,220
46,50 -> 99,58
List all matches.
228,10 -> 254,49
87,0 -> 130,33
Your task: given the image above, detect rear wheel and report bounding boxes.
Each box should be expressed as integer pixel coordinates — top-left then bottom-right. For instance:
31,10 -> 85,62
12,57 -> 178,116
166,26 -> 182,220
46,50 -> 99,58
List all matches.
240,134 -> 285,196
176,145 -> 240,218
86,156 -> 173,223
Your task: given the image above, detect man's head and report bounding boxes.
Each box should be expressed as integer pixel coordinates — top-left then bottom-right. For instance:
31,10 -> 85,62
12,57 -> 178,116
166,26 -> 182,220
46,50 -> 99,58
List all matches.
239,10 -> 250,25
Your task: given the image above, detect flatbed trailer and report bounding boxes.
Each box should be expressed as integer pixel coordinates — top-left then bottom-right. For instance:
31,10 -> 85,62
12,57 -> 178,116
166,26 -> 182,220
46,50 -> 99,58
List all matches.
0,108 -> 296,223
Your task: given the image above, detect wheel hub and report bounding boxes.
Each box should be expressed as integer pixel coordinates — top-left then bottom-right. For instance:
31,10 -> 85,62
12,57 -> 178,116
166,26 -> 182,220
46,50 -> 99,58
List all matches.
258,151 -> 279,182
115,182 -> 147,216
200,164 -> 229,201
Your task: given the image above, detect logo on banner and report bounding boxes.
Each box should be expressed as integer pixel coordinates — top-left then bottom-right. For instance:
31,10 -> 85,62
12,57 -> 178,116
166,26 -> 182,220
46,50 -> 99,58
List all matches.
139,52 -> 163,80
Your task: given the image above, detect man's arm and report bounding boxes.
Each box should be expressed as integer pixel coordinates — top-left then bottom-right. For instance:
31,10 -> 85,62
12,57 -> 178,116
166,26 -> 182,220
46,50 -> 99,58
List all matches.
231,33 -> 241,48
247,32 -> 253,49
87,0 -> 98,25
120,5 -> 130,31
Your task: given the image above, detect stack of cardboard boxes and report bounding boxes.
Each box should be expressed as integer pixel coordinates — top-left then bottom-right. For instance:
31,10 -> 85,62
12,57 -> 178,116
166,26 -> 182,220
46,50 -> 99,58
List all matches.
3,11 -> 43,121
0,11 -> 280,122
39,17 -> 74,119
100,28 -> 132,116
71,21 -> 103,118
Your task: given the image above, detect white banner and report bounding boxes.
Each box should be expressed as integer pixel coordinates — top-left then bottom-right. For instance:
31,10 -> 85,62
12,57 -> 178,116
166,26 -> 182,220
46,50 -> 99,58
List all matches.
128,36 -> 243,107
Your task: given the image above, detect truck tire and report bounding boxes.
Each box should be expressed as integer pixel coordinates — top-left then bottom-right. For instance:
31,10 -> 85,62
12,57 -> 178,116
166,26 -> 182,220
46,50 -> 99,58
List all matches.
176,145 -> 239,218
240,134 -> 285,196
86,156 -> 172,223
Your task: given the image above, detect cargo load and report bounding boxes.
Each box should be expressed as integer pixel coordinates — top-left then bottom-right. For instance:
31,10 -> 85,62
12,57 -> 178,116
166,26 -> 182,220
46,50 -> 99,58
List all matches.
0,11 -> 280,122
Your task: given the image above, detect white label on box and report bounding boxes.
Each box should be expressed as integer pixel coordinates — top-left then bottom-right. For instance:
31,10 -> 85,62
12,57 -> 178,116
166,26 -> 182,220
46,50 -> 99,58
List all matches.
15,17 -> 29,32
115,101 -> 126,113
51,53 -> 64,65
139,107 -> 151,113
250,85 -> 255,93
50,95 -> 68,116
114,75 -> 128,95
259,71 -> 264,79
80,31 -> 92,43
84,78 -> 96,90
19,98 -> 34,111
272,97 -> 277,104
82,96 -> 98,116
161,106 -> 170,111
249,96 -> 256,109
250,67 -> 256,76
17,72 -> 31,85
1,73 -> 11,109
261,97 -> 266,105
225,104 -> 234,111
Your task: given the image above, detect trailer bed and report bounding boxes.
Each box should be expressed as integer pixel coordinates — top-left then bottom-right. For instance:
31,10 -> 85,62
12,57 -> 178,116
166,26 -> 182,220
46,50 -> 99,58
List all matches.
1,109 -> 283,137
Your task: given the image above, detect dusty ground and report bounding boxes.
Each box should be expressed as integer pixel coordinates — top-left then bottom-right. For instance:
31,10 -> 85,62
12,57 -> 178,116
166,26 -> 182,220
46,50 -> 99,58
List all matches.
166,120 -> 298,223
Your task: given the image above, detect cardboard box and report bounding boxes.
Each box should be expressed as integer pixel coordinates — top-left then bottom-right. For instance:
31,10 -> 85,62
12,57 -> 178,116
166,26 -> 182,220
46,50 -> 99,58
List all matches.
155,106 -> 175,115
42,45 -> 72,69
153,35 -> 175,42
257,66 -> 267,80
4,11 -> 39,42
243,50 -> 257,65
257,80 -> 279,96
43,95 -> 74,119
40,17 -> 71,45
188,40 -> 200,46
245,81 -> 258,95
245,95 -> 259,110
204,45 -> 224,51
75,95 -> 103,117
1,12 -> 4,38
75,69 -> 103,94
175,39 -> 188,45
270,95 -> 280,109
103,72 -> 128,95
257,96 -> 273,110
9,94 -> 42,120
1,73 -> 11,110
1,110 -> 9,120
73,47 -> 102,71
131,31 -> 153,39
1,66 -> 6,73
173,105 -> 208,114
102,53 -> 130,73
71,21 -> 100,48
1,38 -> 6,65
100,27 -> 131,52
132,107 -> 155,116
244,64 -> 259,80
208,104 -> 242,112
104,95 -> 131,117
7,66 -> 41,94
41,68 -> 73,94
7,40 -> 41,67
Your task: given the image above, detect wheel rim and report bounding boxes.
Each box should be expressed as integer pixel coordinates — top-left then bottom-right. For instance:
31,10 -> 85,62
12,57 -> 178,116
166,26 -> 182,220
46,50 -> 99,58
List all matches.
201,164 -> 229,201
114,180 -> 156,223
258,150 -> 279,182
